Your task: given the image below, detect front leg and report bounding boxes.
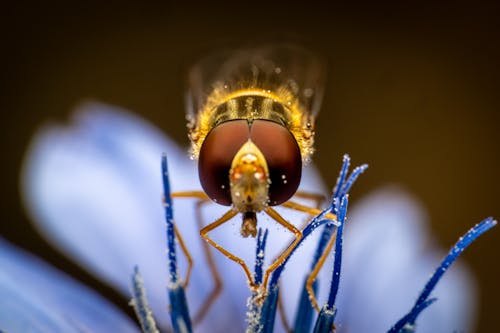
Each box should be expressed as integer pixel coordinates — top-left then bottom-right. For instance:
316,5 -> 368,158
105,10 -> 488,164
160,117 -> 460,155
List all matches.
199,209 -> 256,290
191,199 -> 223,325
261,207 -> 303,294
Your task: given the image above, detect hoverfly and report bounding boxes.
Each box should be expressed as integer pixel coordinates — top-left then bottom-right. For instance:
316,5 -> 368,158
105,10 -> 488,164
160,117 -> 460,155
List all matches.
170,44 -> 336,324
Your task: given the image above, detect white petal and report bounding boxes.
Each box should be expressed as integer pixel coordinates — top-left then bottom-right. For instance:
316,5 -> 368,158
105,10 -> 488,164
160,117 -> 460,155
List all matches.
0,239 -> 138,333
334,187 -> 477,332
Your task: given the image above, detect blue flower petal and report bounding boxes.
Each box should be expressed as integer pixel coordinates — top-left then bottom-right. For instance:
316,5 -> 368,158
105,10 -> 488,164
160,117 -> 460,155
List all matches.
21,103 -> 193,328
0,239 -> 138,333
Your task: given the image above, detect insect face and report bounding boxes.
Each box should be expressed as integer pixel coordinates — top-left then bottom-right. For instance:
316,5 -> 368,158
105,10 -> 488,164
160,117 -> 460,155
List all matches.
198,118 -> 302,214
229,139 -> 269,213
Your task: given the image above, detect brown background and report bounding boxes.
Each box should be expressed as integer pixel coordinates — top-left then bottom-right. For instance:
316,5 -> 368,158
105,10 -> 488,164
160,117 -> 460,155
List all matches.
1,1 -> 499,332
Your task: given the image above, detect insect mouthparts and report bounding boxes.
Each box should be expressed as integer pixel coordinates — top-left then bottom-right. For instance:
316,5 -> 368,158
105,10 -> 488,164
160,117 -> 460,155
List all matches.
241,211 -> 257,238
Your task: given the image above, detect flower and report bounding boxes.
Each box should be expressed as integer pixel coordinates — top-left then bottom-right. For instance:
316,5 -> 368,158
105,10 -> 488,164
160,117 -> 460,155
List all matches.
1,102 -> 493,332
0,239 -> 138,332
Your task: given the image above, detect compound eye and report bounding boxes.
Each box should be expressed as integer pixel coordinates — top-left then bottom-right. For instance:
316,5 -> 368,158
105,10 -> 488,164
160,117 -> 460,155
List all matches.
250,120 -> 302,206
198,120 -> 250,205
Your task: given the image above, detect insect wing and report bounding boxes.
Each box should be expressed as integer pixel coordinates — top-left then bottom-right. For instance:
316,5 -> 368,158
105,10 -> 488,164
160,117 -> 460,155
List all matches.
186,45 -> 326,162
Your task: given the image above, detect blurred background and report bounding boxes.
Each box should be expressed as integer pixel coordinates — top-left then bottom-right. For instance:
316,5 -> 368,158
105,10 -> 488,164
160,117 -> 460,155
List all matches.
1,1 -> 498,331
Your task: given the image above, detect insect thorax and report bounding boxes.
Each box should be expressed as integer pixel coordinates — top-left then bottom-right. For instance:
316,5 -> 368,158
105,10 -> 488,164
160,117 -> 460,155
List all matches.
188,87 -> 315,163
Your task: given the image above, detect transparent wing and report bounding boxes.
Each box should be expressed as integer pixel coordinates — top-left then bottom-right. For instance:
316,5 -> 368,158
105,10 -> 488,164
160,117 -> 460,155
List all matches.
187,44 -> 326,123
186,45 -> 326,161
334,187 -> 477,333
0,239 -> 139,333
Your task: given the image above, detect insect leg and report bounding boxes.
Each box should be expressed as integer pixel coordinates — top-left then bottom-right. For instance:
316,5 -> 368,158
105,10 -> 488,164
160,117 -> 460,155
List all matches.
284,194 -> 341,313
168,191 -> 208,288
277,293 -> 293,333
281,200 -> 337,221
171,191 -> 226,325
171,191 -> 209,199
276,193 -> 338,322
163,192 -> 199,289
192,199 -> 223,325
306,229 -> 337,312
262,208 -> 303,293
275,192 -> 325,331
199,209 -> 256,289
173,225 -> 193,288
293,191 -> 326,211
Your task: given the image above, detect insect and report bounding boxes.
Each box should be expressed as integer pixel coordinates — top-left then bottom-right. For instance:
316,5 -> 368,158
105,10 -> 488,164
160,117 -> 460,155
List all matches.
170,44 -> 337,325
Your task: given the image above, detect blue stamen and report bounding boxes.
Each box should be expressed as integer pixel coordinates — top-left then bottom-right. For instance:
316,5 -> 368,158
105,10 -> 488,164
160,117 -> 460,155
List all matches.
311,195 -> 349,333
313,157 -> 367,268
254,228 -> 269,285
247,228 -> 269,333
390,298 -> 437,333
161,155 -> 193,333
259,284 -> 280,333
168,286 -> 192,333
311,224 -> 335,268
312,305 -> 337,333
272,154 -> 366,286
293,204 -> 338,333
339,164 -> 368,200
293,157 -> 366,332
130,266 -> 160,333
261,216 -> 334,333
162,154 -> 178,282
293,279 -> 318,332
327,195 -> 348,308
270,215 -> 337,287
388,217 -> 497,333
332,154 -> 351,200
